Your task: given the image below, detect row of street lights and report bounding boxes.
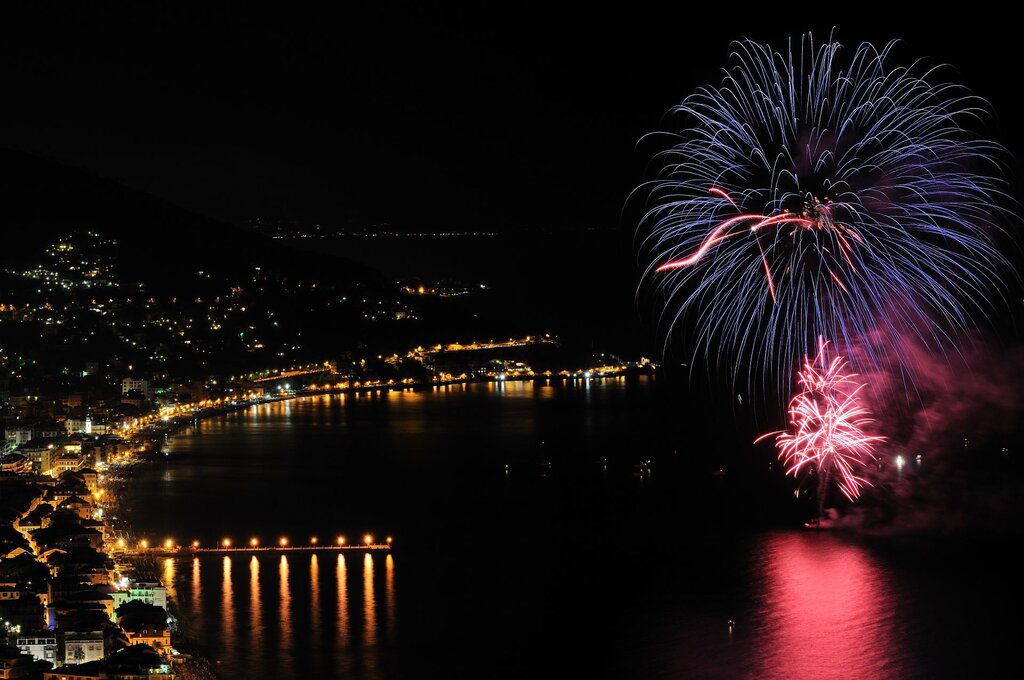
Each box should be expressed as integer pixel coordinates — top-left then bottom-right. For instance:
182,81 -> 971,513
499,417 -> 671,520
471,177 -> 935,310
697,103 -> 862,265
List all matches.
118,534 -> 391,550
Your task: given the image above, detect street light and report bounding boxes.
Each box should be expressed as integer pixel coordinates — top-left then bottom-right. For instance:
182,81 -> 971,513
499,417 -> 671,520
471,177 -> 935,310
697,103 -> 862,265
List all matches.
250,538 -> 259,547
364,534 -> 374,545
279,537 -> 289,547
310,537 -> 318,545
337,536 -> 346,546
222,538 -> 232,548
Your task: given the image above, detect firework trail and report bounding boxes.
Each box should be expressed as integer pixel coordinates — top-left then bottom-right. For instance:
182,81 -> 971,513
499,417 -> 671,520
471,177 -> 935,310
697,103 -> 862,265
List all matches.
636,34 -> 1010,393
757,338 -> 884,509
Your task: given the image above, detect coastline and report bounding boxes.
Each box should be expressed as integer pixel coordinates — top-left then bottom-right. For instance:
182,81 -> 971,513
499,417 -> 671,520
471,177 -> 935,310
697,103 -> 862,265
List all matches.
96,368 -> 653,676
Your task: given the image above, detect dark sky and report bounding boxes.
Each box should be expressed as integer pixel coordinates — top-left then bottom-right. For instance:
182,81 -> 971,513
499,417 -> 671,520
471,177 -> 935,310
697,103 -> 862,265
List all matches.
3,5 -> 1023,231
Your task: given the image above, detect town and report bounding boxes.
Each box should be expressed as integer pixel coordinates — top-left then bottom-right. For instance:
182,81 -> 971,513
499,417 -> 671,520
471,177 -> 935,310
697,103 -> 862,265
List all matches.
0,233 -> 653,678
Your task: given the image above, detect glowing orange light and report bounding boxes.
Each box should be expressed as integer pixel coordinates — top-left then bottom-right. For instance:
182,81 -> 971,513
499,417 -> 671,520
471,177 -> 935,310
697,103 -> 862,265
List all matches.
222,538 -> 232,548
192,541 -> 200,548
164,539 -> 174,550
310,537 -> 318,545
250,538 -> 259,547
140,539 -> 149,549
364,534 -> 373,545
337,536 -> 346,546
386,536 -> 393,544
279,537 -> 288,547
116,538 -> 125,548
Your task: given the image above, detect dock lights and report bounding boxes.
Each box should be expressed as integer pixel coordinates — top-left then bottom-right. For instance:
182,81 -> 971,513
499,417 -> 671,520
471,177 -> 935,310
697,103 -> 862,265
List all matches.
192,541 -> 200,548
250,538 -> 259,547
222,538 -> 232,548
364,534 -> 374,545
337,536 -> 346,546
310,537 -> 318,545
279,537 -> 289,547
164,539 -> 174,550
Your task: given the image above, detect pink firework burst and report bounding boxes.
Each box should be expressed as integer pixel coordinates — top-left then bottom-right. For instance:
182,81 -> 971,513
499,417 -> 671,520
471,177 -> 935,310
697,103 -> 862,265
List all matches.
758,338 -> 884,502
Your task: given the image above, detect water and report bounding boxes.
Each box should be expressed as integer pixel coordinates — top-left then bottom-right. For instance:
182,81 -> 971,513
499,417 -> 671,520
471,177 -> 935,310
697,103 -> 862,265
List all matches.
158,552 -> 395,678
121,377 -> 1020,679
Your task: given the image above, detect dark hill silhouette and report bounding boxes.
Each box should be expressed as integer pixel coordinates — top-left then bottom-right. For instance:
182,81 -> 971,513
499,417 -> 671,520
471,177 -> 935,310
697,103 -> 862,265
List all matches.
0,147 -> 385,296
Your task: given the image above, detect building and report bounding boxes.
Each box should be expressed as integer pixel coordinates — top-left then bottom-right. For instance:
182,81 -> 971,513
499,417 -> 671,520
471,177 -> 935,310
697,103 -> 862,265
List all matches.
76,468 -> 99,491
120,379 -> 149,400
3,425 -> 34,450
0,644 -> 38,678
52,455 -> 84,477
15,632 -> 58,665
44,644 -> 174,679
61,628 -> 105,665
0,454 -> 31,474
120,622 -> 170,654
35,421 -> 67,439
111,581 -> 166,612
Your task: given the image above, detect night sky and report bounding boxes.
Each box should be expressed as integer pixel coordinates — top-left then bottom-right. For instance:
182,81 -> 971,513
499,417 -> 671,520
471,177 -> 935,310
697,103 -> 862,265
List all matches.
3,5 -> 1023,233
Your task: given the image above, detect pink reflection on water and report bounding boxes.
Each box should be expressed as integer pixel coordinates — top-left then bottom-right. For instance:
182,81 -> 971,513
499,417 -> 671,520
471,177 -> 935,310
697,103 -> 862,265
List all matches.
751,532 -> 901,678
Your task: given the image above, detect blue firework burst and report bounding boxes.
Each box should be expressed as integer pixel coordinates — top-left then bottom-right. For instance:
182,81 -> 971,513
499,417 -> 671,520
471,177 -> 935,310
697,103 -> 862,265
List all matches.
635,34 -> 1012,395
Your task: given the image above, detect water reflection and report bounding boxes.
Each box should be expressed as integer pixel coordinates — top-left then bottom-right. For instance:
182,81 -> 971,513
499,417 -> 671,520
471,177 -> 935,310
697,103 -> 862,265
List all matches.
163,558 -> 175,602
751,533 -> 902,679
222,556 -> 233,641
385,554 -> 396,640
250,556 -> 262,651
310,554 -> 320,639
191,558 -> 201,628
363,553 -> 376,647
279,555 -> 292,657
337,554 -> 349,648
167,552 -> 389,679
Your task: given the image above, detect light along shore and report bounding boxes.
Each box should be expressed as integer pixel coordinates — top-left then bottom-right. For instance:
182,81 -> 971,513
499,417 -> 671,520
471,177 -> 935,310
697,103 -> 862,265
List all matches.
137,368 -> 655,446
127,543 -> 392,558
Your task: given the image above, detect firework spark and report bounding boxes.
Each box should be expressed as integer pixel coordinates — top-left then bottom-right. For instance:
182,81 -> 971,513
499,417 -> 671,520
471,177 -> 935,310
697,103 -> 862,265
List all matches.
636,34 -> 1010,391
757,338 -> 884,503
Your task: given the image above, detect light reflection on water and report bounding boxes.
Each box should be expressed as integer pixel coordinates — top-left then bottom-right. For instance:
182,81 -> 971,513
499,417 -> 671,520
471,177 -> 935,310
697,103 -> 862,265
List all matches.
749,532 -> 904,679
648,532 -> 913,680
168,552 -> 395,679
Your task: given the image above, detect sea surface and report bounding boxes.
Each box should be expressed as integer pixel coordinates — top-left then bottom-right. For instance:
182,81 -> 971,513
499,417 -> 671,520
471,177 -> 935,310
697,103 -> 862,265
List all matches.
121,377 -> 1020,679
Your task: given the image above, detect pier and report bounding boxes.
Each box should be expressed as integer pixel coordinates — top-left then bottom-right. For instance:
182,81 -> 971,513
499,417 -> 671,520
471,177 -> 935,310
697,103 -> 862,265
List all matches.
124,543 -> 392,558
113,535 -> 393,557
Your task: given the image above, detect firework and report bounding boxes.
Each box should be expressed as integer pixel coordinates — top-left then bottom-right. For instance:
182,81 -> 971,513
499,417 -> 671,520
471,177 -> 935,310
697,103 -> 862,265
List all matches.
636,34 -> 1009,390
757,338 -> 884,504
